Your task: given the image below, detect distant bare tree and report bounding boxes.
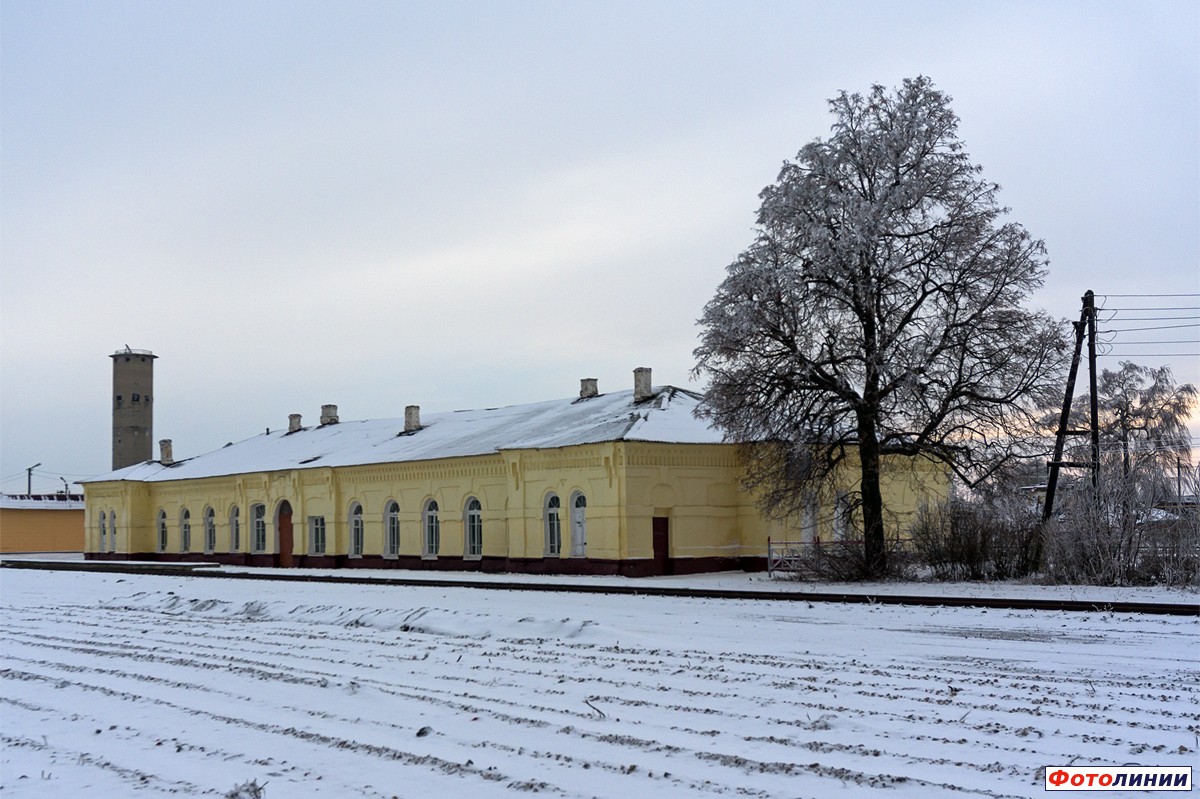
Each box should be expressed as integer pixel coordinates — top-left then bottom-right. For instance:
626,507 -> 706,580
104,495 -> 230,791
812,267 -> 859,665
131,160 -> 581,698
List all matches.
1045,361 -> 1199,585
1070,362 -> 1197,496
694,77 -> 1066,577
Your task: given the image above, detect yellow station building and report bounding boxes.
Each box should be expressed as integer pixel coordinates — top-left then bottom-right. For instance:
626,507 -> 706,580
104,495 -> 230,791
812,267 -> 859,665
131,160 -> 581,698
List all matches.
82,369 -> 947,575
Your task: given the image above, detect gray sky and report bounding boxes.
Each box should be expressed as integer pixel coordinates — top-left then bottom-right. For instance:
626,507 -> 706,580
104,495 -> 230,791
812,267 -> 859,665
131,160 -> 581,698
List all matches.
2,0 -> 1197,494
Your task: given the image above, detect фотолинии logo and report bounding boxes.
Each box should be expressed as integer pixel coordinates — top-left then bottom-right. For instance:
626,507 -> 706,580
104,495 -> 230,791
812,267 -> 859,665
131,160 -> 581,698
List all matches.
1045,766 -> 1192,791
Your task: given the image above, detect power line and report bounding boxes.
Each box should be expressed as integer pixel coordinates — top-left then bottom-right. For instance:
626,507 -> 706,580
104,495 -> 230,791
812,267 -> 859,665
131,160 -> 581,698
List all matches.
1099,315 -> 1200,321
1097,353 -> 1200,358
1098,293 -> 1200,298
1101,323 -> 1200,332
1098,307 -> 1200,312
1104,340 -> 1199,346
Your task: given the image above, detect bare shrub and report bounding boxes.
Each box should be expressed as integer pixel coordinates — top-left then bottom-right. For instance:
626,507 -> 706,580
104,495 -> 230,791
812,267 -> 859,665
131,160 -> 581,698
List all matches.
1045,477 -> 1199,586
911,498 -> 1041,581
1136,516 -> 1200,587
786,535 -> 917,582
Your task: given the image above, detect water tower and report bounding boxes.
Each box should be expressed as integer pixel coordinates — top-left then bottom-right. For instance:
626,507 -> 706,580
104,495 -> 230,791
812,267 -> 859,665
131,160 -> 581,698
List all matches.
111,347 -> 156,470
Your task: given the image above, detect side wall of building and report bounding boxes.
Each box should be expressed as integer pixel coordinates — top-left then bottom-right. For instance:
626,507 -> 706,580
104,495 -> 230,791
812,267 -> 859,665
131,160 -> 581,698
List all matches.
83,441 -> 948,574
85,443 -> 632,572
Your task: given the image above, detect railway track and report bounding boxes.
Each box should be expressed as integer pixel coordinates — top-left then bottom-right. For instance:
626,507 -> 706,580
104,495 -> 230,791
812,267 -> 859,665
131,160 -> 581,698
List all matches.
3,559 -> 1197,616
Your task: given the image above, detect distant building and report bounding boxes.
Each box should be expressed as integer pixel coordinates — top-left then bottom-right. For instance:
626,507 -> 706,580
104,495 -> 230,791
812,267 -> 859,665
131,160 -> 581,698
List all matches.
81,368 -> 948,574
0,493 -> 85,553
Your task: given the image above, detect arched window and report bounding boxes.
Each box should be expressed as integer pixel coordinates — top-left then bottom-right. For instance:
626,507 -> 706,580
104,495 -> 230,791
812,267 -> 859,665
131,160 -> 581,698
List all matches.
229,506 -> 241,552
464,498 -> 482,559
544,494 -> 562,556
834,493 -> 854,541
251,504 -> 267,553
180,508 -> 191,552
802,495 -> 819,545
99,512 -> 107,552
384,500 -> 400,557
157,509 -> 168,552
423,500 -> 440,558
570,492 -> 587,558
109,511 -> 118,552
349,503 -> 364,557
203,507 -> 216,553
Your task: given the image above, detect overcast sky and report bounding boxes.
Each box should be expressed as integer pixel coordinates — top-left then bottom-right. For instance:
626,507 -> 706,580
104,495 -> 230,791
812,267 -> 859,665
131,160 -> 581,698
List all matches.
2,0 -> 1197,494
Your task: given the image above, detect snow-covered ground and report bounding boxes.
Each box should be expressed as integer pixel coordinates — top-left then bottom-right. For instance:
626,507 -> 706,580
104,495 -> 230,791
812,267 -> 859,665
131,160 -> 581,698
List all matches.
1,568 -> 1196,798
7,552 -> 1198,604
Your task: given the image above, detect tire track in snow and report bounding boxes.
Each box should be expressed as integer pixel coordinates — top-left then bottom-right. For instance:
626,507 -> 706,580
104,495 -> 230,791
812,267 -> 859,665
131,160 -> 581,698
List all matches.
4,574 -> 1196,798
11,599 -> 1190,791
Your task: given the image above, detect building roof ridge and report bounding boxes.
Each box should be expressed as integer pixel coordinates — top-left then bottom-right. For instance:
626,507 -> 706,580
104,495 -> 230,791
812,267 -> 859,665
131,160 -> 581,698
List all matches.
82,384 -> 720,485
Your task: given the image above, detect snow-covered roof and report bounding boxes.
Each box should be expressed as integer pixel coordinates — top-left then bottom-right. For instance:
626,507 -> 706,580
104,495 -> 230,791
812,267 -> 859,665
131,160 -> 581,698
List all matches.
82,386 -> 723,485
0,494 -> 86,510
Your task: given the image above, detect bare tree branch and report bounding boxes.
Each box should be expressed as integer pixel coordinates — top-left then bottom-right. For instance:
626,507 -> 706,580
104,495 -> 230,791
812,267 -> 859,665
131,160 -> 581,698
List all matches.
694,77 -> 1069,577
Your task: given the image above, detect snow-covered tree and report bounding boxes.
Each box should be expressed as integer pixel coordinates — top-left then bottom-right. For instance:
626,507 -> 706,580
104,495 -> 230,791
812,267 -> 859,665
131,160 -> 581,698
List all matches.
1071,361 -> 1197,496
694,77 -> 1066,577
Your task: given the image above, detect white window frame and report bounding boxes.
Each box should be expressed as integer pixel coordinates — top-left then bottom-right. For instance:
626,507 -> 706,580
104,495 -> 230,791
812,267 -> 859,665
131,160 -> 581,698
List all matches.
464,498 -> 482,559
422,500 -> 440,559
230,506 -> 240,552
180,508 -> 191,553
203,507 -> 216,554
384,501 -> 400,558
570,492 -> 587,558
309,516 -> 326,556
157,509 -> 168,552
98,512 -> 107,552
108,511 -> 118,553
349,503 -> 364,557
252,504 -> 267,553
544,494 -> 562,557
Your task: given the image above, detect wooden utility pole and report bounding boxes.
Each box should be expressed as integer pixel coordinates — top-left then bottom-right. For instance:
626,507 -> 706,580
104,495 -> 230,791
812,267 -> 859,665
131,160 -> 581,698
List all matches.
1043,290 -> 1101,520
1085,290 -> 1100,489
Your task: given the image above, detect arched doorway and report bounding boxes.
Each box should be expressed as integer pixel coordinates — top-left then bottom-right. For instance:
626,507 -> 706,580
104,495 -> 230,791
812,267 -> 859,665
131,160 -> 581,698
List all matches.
277,500 -> 294,568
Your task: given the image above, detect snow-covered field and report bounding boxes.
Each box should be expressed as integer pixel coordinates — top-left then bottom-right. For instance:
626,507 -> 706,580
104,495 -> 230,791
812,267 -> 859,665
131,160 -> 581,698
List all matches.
1,569 -> 1196,798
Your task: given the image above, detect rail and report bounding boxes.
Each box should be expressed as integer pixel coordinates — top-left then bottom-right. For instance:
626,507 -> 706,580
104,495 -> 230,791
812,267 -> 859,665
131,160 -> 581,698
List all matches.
2,560 -> 1195,616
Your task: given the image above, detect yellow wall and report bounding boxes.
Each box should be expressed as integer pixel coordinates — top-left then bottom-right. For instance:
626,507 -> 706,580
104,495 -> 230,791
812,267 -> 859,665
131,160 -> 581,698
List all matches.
0,507 -> 85,553
83,440 -> 948,566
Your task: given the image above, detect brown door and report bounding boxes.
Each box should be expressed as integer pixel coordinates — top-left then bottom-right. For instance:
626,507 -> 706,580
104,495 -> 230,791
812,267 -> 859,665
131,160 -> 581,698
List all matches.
652,517 -> 670,575
278,501 -> 294,568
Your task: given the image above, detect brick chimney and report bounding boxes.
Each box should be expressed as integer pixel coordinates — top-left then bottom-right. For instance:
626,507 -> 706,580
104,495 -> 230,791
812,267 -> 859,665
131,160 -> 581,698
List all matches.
633,367 -> 653,402
159,439 -> 174,465
288,414 -> 302,433
320,404 -> 339,425
404,405 -> 421,433
580,378 -> 598,399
